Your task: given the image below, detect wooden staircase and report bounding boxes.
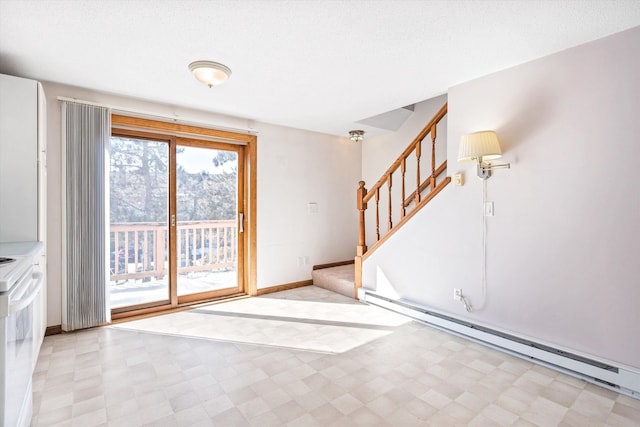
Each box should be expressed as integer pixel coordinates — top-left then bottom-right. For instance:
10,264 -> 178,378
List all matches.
352,102 -> 450,297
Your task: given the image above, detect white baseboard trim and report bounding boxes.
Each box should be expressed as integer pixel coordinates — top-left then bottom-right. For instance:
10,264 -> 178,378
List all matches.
361,290 -> 640,399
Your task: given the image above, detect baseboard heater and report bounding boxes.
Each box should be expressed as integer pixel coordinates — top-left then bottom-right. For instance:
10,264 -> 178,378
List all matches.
361,290 -> 640,398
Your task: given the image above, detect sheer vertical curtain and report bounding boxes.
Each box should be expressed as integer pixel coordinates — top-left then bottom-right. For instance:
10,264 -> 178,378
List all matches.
62,101 -> 111,331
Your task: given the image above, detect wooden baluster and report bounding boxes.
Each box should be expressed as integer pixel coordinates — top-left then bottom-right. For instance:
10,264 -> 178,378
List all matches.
375,188 -> 380,242
199,225 -> 204,264
179,227 -> 183,270
194,225 -> 199,265
227,223 -> 231,263
124,232 -> 129,275
220,225 -> 224,264
113,231 -> 120,275
155,226 -> 165,279
228,225 -> 231,263
400,159 -> 406,218
356,181 -> 368,256
193,226 -> 197,266
185,227 -> 190,267
415,141 -> 422,204
197,226 -> 201,266
229,223 -> 238,262
387,175 -> 393,232
139,231 -> 144,270
221,224 -> 225,264
134,231 -> 139,270
216,226 -> 221,264
431,124 -> 437,190
143,230 -> 149,272
195,226 -> 199,266
207,225 -> 213,265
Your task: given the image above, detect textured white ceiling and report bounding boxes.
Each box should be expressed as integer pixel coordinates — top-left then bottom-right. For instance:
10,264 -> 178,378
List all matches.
1,0 -> 639,137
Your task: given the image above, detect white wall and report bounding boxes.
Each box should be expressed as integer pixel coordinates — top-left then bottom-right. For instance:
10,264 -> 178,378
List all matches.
362,26 -> 640,370
42,82 -> 361,326
256,122 -> 361,287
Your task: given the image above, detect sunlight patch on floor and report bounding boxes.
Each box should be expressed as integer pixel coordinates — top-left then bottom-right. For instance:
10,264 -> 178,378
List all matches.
111,286 -> 410,353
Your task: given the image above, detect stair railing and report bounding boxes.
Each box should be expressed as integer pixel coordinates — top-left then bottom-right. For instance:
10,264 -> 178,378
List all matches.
355,102 -> 450,295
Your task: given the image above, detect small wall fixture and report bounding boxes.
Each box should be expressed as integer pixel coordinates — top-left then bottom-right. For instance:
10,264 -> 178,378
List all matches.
458,130 -> 510,179
188,61 -> 232,88
349,130 -> 365,142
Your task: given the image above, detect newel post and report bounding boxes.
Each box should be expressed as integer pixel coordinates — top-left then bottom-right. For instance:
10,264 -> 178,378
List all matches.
356,181 -> 368,256
355,181 -> 368,299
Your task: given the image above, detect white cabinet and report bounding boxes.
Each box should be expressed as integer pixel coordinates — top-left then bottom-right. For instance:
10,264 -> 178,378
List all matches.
0,73 -> 46,242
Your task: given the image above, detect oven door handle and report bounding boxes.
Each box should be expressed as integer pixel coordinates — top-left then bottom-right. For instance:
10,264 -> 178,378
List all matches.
9,271 -> 43,315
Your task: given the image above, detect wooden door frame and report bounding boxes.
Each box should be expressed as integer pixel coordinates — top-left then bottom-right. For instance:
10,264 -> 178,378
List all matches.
110,114 -> 257,320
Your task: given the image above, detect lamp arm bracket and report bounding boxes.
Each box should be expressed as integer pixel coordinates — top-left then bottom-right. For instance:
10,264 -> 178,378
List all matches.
476,159 -> 511,180
485,162 -> 510,170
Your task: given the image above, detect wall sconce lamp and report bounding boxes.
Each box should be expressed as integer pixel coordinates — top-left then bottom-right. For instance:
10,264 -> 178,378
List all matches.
349,130 -> 365,142
458,130 -> 510,179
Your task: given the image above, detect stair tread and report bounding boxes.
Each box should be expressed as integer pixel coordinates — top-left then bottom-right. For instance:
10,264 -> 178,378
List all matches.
312,265 -> 355,298
312,264 -> 354,280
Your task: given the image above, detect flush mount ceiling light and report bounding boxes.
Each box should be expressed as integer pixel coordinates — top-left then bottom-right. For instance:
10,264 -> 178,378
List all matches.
188,60 -> 232,88
349,130 -> 365,142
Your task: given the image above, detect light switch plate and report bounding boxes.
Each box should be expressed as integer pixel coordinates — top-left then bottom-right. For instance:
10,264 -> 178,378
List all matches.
484,201 -> 494,216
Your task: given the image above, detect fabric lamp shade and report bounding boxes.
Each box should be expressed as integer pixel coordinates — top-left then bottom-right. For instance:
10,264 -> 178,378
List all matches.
458,130 -> 502,162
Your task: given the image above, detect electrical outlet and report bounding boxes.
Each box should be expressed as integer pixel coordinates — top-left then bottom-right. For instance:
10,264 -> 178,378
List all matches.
454,288 -> 462,301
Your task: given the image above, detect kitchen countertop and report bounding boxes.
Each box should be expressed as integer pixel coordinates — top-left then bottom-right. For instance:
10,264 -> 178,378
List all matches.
0,241 -> 44,257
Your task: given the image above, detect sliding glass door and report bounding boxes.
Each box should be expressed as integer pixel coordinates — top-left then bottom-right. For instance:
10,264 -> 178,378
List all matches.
109,132 -> 245,313
175,139 -> 244,303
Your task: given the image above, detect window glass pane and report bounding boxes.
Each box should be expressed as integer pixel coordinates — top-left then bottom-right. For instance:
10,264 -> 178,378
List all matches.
109,137 -> 169,308
176,146 -> 238,296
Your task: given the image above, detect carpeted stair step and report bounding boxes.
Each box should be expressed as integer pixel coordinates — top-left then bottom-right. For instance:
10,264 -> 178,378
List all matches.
312,264 -> 355,298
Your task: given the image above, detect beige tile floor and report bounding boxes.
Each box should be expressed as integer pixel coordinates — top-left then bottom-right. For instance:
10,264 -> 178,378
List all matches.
33,286 -> 640,426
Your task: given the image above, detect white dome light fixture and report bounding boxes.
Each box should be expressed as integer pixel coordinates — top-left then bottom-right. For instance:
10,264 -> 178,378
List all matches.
188,60 -> 232,88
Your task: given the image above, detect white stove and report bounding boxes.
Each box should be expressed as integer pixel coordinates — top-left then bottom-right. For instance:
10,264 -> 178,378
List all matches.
0,256 -> 32,292
0,242 -> 44,427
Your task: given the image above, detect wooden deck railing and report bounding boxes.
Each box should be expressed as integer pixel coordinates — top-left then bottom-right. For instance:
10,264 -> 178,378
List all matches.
355,102 -> 451,295
110,220 -> 237,282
